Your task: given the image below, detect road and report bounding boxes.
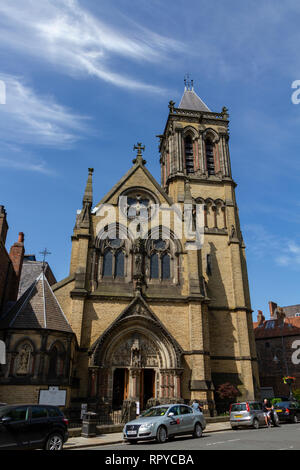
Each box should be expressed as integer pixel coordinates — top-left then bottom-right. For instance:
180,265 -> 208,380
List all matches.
79,423 -> 300,450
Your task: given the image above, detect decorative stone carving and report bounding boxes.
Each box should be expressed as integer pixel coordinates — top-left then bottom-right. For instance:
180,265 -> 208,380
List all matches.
15,343 -> 32,375
111,334 -> 159,368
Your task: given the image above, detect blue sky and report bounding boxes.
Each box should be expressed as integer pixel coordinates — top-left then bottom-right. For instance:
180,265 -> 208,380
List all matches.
1,0 -> 300,319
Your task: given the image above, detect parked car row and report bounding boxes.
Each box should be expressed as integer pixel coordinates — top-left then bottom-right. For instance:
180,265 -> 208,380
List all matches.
230,400 -> 300,430
1,398 -> 299,449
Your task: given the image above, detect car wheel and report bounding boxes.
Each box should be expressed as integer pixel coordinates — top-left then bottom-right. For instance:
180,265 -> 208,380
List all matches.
231,426 -> 238,430
193,422 -> 203,438
252,418 -> 259,429
156,426 -> 168,444
44,433 -> 64,450
127,440 -> 138,445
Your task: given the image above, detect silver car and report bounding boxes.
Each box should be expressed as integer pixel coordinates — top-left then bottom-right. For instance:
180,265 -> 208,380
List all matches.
123,404 -> 206,444
230,401 -> 265,429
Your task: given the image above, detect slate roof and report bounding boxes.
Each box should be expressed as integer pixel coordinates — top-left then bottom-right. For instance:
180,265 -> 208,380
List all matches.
253,317 -> 300,339
281,304 -> 300,318
18,259 -> 56,298
0,272 -> 72,333
179,89 -> 211,112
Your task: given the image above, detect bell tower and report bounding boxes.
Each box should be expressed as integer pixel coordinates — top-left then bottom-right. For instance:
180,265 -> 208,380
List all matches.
158,79 -> 260,403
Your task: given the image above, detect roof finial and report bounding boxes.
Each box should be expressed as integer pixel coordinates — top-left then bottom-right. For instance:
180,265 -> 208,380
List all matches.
132,142 -> 146,165
39,248 -> 51,273
184,73 -> 192,91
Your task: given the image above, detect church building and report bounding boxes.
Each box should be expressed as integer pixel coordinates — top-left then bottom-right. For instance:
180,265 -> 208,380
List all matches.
52,81 -> 260,415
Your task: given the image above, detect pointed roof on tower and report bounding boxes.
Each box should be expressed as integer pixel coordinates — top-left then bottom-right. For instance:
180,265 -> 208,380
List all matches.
179,77 -> 211,112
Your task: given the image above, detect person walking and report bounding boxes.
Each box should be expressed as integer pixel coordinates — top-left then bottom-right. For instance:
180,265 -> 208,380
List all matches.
262,398 -> 272,427
192,400 -> 202,413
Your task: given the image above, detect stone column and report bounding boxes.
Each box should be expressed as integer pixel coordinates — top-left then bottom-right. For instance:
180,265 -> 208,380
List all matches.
88,366 -> 100,398
129,368 -> 141,401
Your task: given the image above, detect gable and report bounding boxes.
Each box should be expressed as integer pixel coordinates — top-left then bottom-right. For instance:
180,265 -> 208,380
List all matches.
93,162 -> 172,209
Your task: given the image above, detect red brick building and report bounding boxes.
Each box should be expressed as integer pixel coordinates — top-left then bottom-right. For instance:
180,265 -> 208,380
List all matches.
254,302 -> 300,397
0,205 -> 24,314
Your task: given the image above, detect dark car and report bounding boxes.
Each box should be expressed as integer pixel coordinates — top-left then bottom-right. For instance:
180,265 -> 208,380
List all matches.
273,401 -> 300,424
0,404 -> 69,450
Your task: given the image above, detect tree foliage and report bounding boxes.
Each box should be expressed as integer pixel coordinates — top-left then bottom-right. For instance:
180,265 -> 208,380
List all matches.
216,382 -> 239,401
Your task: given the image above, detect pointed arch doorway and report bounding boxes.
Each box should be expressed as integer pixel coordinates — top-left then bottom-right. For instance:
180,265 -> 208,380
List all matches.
89,298 -> 183,410
112,367 -> 155,410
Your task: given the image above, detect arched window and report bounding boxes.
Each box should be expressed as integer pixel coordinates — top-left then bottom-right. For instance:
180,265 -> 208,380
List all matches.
205,138 -> 215,175
162,254 -> 171,280
150,253 -> 159,279
147,238 -> 173,281
103,250 -> 113,277
115,250 -> 125,277
48,346 -> 58,379
184,135 -> 194,174
100,238 -> 126,279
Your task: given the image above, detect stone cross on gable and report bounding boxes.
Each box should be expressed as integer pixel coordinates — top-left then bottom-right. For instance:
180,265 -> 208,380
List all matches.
133,142 -> 145,156
132,142 -> 146,165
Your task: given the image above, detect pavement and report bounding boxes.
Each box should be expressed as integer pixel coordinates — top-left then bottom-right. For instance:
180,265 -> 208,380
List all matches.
64,421 -> 231,450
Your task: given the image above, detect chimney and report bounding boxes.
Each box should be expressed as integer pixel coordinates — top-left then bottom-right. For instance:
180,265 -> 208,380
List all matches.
0,205 -> 8,244
276,306 -> 285,323
269,301 -> 277,318
9,232 -> 25,282
257,310 -> 265,326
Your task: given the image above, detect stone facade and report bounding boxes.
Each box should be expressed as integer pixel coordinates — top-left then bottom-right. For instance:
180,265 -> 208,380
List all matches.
52,85 -> 260,415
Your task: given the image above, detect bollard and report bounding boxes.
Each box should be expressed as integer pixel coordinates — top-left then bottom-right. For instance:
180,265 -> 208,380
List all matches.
81,411 -> 98,438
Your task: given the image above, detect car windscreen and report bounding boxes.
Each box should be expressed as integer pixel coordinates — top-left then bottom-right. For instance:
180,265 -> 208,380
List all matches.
141,407 -> 169,417
274,402 -> 292,408
231,404 -> 246,412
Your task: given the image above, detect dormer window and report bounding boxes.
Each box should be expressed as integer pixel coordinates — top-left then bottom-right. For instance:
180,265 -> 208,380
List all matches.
205,138 -> 215,175
184,136 -> 194,174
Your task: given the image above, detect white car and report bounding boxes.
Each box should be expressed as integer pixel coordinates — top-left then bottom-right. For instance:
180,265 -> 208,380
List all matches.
123,404 -> 206,444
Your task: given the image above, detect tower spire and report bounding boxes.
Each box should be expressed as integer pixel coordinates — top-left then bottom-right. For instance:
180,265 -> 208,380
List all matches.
79,167 -> 94,229
83,167 -> 94,204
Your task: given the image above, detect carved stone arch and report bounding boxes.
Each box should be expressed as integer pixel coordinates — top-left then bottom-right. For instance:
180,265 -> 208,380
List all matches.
12,336 -> 37,354
202,127 -> 219,143
47,339 -> 66,354
214,198 -> 226,229
205,198 -> 216,228
182,125 -> 199,141
89,296 -> 183,369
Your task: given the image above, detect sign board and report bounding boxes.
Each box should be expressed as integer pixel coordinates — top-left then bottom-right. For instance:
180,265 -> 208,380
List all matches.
39,387 -> 66,406
136,401 -> 140,415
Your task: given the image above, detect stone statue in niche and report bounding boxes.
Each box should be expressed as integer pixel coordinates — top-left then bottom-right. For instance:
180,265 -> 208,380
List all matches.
131,337 -> 141,368
16,343 -> 32,375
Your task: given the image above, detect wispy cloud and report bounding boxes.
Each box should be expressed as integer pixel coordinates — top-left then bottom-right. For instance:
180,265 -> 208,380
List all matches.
0,0 -> 184,93
244,223 -> 300,269
0,143 -> 55,175
0,73 -> 89,147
